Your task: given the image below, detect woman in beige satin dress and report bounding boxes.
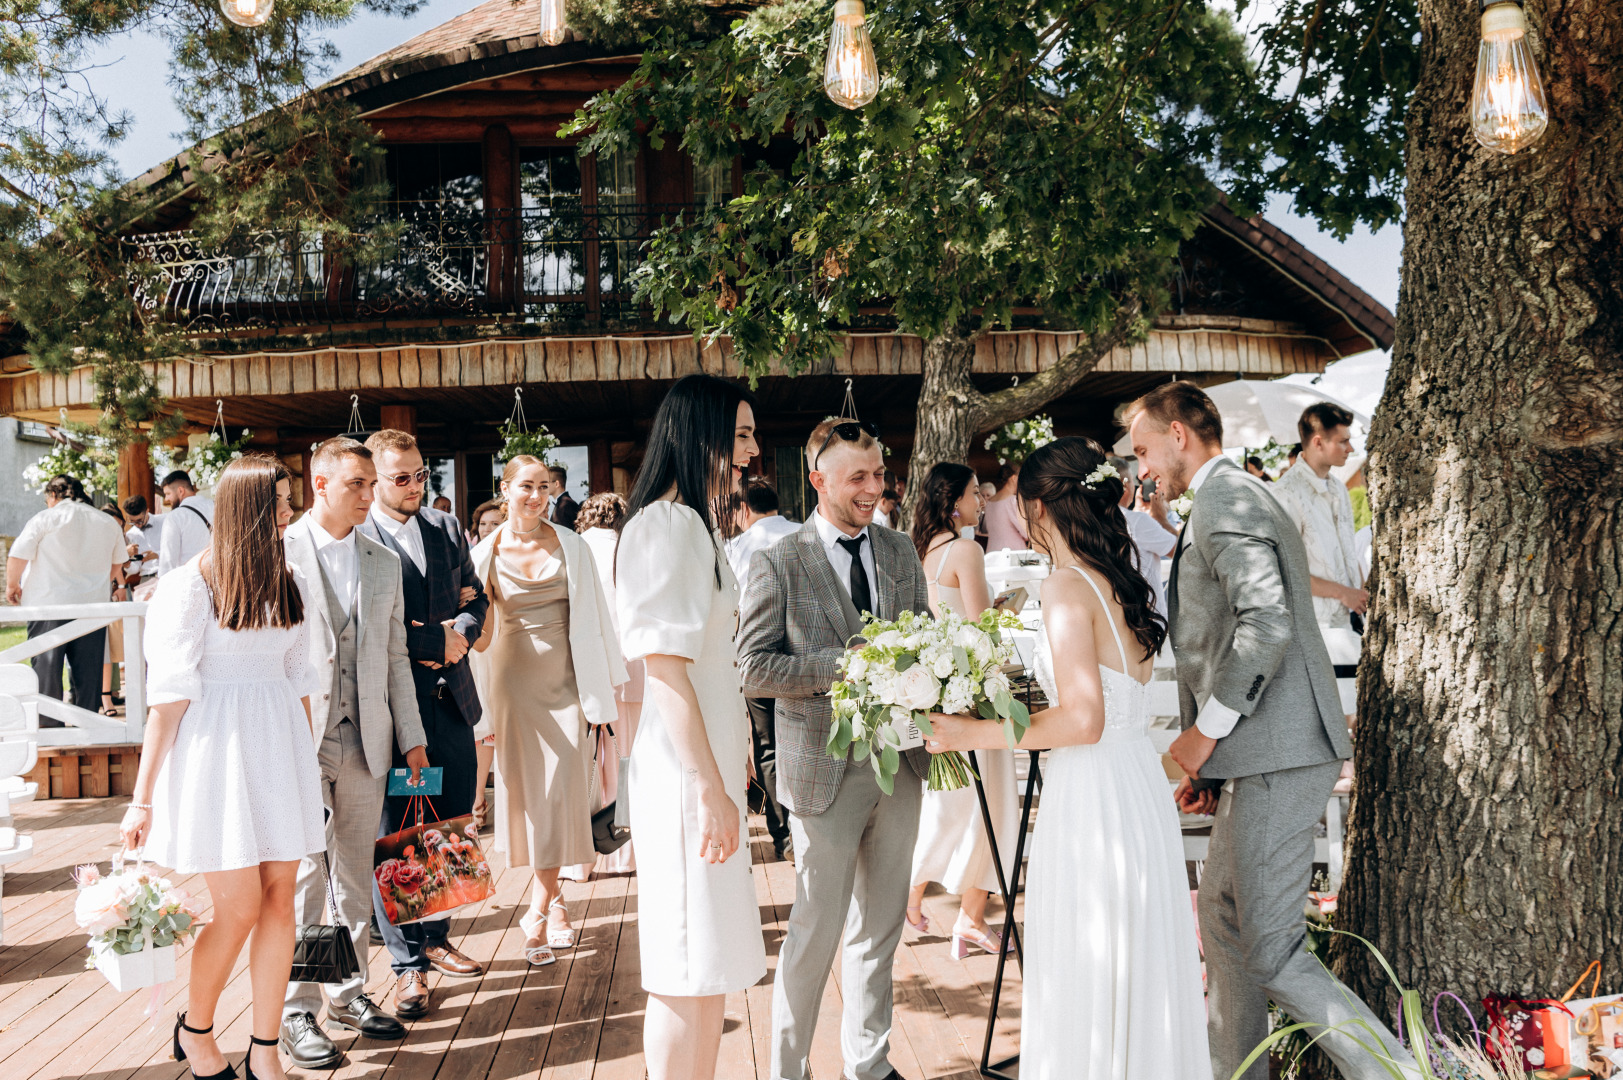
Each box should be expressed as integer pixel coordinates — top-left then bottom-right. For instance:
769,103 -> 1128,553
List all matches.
471,456 -> 625,967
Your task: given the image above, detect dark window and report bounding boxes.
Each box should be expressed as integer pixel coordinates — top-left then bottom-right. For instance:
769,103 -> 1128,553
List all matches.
384,144 -> 485,214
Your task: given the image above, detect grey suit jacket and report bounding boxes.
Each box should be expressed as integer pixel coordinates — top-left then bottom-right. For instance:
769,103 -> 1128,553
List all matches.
736,515 -> 932,817
284,515 -> 426,779
1169,457 -> 1351,780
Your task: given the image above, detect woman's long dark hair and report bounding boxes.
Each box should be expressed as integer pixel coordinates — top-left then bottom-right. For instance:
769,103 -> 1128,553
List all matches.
1018,437 -> 1165,662
910,462 -> 977,563
201,454 -> 304,631
624,373 -> 756,586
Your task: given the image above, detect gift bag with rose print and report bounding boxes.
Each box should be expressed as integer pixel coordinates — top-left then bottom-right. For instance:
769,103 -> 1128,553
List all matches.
373,795 -> 495,926
1483,994 -> 1576,1074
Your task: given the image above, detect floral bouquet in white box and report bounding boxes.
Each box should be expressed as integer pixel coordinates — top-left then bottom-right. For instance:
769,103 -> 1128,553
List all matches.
829,607 -> 1030,793
74,853 -> 201,991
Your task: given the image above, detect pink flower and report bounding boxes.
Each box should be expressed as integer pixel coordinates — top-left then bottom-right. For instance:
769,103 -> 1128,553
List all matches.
74,879 -> 131,935
72,863 -> 102,887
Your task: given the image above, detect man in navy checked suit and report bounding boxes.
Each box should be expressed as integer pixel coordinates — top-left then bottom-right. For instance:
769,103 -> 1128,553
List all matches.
360,429 -> 490,1022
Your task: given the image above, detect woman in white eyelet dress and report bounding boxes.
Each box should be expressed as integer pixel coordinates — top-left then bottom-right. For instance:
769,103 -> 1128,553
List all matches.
921,436 -> 1210,1080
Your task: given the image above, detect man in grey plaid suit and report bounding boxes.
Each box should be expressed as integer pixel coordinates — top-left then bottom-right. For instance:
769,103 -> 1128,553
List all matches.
738,419 -> 931,1080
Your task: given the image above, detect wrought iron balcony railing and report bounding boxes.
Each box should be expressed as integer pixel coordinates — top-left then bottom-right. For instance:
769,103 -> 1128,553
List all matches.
126,203 -> 706,332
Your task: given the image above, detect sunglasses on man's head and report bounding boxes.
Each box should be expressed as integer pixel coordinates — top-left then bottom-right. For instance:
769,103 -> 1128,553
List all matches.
380,468 -> 431,487
813,420 -> 880,470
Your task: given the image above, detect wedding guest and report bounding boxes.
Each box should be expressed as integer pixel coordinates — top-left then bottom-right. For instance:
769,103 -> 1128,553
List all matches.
471,457 -> 625,966
547,465 -> 580,531
1245,455 -> 1271,480
4,474 -> 125,718
725,478 -> 799,862
159,470 -> 214,577
99,504 -> 133,716
737,416 -> 931,1080
468,498 -> 505,545
1274,403 -> 1366,629
360,429 -> 489,1020
617,374 -> 767,1080
576,492 -> 642,874
874,488 -> 900,529
1286,442 -> 1301,470
278,437 -> 427,1067
123,495 -> 162,583
1113,456 -> 1179,616
432,495 -> 452,514
905,463 -> 1018,958
120,454 -> 324,1080
982,463 -> 1029,551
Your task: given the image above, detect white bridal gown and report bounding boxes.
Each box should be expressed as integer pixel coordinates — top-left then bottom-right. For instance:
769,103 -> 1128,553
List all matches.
1023,566 -> 1212,1080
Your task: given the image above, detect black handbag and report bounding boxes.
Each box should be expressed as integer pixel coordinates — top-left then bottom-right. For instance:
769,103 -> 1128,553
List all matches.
590,725 -> 631,855
289,851 -> 361,985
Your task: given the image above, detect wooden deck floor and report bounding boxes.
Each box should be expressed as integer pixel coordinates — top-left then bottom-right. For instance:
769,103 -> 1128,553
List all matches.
0,797 -> 1022,1080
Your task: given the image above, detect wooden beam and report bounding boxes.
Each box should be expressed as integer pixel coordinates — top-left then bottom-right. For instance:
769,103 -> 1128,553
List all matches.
367,92 -> 593,119
117,441 -> 153,511
370,118 -> 575,142
380,404 -> 418,437
588,437 -> 612,496
484,124 -> 519,308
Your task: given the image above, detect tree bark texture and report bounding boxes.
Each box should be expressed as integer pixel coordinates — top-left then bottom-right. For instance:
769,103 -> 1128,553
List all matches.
898,297 -> 1143,529
1333,0 -> 1623,1018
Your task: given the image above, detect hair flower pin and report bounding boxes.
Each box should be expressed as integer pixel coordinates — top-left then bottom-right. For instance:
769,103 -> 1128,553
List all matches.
1083,462 -> 1119,488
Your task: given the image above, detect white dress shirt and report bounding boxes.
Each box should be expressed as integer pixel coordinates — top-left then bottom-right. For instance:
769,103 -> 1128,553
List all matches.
1123,507 -> 1177,616
369,504 -> 426,574
1176,455 -> 1245,741
307,517 -> 359,619
157,494 -> 214,577
726,514 -> 801,585
1272,460 -> 1362,629
812,507 -> 877,604
10,500 -> 127,606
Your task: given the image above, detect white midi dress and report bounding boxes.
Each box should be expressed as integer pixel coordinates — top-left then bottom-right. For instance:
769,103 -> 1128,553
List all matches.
143,557 -> 327,875
1021,566 -> 1211,1079
616,500 -> 768,997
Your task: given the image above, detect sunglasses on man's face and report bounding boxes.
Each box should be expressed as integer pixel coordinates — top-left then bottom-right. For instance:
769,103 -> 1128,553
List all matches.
380,468 -> 431,488
813,421 -> 880,470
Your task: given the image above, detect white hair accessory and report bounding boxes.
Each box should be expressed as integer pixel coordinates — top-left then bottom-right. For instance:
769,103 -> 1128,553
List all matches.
1083,462 -> 1120,488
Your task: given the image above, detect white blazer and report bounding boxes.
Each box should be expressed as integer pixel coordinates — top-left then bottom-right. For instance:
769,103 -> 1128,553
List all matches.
470,520 -> 628,727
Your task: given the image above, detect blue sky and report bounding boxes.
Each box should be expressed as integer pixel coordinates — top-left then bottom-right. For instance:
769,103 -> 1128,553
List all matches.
85,2 -> 1403,314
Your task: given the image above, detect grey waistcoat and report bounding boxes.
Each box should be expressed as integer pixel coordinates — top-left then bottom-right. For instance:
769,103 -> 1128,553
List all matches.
319,562 -> 360,730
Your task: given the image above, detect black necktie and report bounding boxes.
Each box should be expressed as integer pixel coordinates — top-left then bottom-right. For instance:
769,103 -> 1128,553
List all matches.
836,535 -> 873,616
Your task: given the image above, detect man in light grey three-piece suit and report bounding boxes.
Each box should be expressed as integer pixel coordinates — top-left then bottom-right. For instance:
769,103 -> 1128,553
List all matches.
1128,382 -> 1418,1080
280,437 -> 430,1069
737,418 -> 931,1080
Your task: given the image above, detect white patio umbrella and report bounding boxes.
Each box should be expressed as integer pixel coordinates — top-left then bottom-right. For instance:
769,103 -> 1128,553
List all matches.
1112,378 -> 1372,456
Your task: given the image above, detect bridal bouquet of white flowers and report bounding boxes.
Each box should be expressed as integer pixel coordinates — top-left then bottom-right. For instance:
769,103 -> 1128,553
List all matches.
828,607 -> 1030,793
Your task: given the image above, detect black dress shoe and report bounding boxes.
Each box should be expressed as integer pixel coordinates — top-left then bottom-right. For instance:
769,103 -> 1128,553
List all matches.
327,993 -> 407,1039
279,1011 -> 341,1069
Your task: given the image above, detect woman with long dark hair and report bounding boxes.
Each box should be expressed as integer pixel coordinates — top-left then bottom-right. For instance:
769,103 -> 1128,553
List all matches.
921,437 -> 1209,1079
615,374 -> 768,1080
121,455 -> 324,1080
903,464 -> 1018,958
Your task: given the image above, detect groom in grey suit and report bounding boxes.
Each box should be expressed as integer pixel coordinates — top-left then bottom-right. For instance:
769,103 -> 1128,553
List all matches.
1128,382 -> 1416,1080
738,419 -> 931,1080
280,437 -> 430,1068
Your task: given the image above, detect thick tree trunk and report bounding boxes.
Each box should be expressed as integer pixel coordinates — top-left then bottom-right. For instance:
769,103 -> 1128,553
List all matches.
897,297 -> 1143,530
1332,0 -> 1623,1020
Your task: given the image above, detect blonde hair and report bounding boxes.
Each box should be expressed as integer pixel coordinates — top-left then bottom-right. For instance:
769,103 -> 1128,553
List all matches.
806,417 -> 880,471
364,429 -> 418,457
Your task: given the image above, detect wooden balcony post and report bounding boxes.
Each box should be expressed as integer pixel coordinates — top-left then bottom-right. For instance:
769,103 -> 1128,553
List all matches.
588,438 -> 612,496
117,441 -> 153,510
379,405 -> 418,438
483,124 -> 519,310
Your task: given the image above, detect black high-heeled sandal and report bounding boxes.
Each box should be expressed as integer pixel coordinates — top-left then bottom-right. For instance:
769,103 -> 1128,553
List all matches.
242,1034 -> 280,1080
172,1012 -> 238,1080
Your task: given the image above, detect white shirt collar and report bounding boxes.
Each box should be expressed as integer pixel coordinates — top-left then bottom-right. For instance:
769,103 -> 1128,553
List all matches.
813,506 -> 868,552
307,515 -> 357,553
1188,454 -> 1225,494
369,503 -> 414,536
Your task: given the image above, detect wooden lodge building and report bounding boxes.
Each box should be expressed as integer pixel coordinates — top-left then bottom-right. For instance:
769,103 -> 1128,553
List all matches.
0,0 -> 1395,521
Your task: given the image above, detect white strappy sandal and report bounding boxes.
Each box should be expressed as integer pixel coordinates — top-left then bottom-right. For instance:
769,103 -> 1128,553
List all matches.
519,910 -> 556,967
546,898 -> 577,949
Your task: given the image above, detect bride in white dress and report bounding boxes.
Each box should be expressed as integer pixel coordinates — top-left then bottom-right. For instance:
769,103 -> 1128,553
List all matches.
923,436 -> 1210,1080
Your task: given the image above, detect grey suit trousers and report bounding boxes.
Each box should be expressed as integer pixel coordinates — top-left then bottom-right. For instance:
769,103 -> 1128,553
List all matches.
285,719 -> 386,1017
771,764 -> 923,1080
1203,760 -> 1417,1080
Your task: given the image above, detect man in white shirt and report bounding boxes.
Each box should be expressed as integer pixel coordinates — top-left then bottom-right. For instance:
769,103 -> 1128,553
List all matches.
1272,403 -> 1367,629
157,470 -> 215,576
1109,456 -> 1178,616
4,475 -> 126,715
120,495 -> 161,586
726,477 -> 800,861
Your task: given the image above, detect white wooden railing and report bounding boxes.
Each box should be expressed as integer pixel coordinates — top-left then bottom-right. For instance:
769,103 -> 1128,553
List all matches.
0,602 -> 147,747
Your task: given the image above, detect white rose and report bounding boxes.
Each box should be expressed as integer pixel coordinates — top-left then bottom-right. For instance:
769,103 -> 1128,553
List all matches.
847,655 -> 868,681
932,653 -> 955,678
955,625 -> 993,662
983,672 -> 1011,701
869,671 -> 898,705
874,630 -> 904,649
894,665 -> 941,711
902,634 -> 921,651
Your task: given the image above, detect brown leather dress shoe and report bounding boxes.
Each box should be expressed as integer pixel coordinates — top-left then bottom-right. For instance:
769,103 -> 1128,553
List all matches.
424,944 -> 483,978
393,971 -> 429,1019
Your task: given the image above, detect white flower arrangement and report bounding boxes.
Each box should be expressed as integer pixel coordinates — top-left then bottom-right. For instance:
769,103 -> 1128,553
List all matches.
1172,491 -> 1194,518
73,855 -> 201,962
983,415 -> 1055,467
829,607 -> 1030,792
23,436 -> 118,497
1084,462 -> 1120,487
174,429 -> 254,493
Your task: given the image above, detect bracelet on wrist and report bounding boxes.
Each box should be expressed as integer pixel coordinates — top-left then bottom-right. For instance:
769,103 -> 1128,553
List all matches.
128,802 -> 152,811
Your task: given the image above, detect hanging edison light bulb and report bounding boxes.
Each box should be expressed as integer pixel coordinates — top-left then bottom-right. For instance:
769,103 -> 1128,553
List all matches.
219,0 -> 272,26
1470,0 -> 1550,154
823,0 -> 878,110
539,0 -> 567,46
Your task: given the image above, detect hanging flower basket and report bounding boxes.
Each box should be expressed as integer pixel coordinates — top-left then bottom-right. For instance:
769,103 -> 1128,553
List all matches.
173,401 -> 252,493
984,415 -> 1055,467
498,388 -> 559,464
22,419 -> 119,497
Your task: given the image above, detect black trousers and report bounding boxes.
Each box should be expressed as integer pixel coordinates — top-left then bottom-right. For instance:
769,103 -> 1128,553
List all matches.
373,690 -> 478,974
746,697 -> 793,850
27,620 -> 105,721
